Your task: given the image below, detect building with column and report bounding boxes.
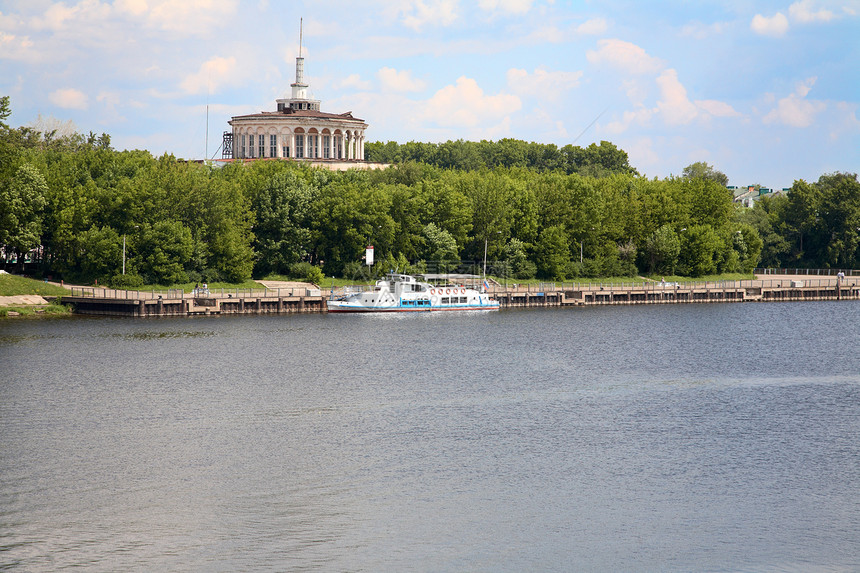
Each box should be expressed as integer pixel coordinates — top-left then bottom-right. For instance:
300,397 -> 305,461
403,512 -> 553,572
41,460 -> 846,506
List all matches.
223,34 -> 368,162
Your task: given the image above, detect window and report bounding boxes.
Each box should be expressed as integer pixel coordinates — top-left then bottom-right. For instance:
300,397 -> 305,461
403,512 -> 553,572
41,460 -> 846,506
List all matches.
283,145 -> 289,158
270,135 -> 277,157
259,135 -> 265,158
309,135 -> 318,158
241,134 -> 246,158
249,135 -> 255,158
335,136 -> 343,159
295,135 -> 304,158
323,135 -> 330,159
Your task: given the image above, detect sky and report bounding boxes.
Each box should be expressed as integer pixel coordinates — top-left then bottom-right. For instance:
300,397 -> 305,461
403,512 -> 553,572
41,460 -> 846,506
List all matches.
1,0 -> 858,189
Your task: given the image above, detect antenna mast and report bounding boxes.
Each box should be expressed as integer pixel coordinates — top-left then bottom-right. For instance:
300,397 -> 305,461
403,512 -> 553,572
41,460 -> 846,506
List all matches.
299,18 -> 303,58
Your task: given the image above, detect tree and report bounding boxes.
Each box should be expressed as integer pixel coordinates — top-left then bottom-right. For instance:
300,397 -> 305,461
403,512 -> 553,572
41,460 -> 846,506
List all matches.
643,225 -> 681,275
0,95 -> 11,130
815,172 -> 860,268
500,238 -> 536,279
0,163 -> 48,270
678,225 -> 722,277
251,169 -> 316,276
135,221 -> 194,285
682,161 -> 729,186
535,225 -> 570,280
422,223 -> 458,263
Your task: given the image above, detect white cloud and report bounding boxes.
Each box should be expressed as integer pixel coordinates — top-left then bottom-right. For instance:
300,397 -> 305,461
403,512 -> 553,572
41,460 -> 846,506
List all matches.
0,31 -> 35,59
49,88 -> 89,110
695,99 -> 741,118
180,56 -> 239,95
751,12 -> 790,37
129,0 -> 239,34
788,0 -> 836,22
506,67 -> 582,101
477,0 -> 533,15
603,107 -> 654,135
339,74 -> 373,91
655,69 -> 698,125
424,76 -> 520,128
795,76 -> 817,97
398,0 -> 459,31
586,39 -> 664,75
378,67 -> 426,92
576,18 -> 608,35
31,1 -> 110,32
680,21 -> 728,39
763,77 -> 826,127
114,0 -> 148,17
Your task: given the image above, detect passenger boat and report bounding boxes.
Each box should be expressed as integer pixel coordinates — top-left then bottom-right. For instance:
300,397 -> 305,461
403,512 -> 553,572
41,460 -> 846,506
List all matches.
326,273 -> 500,313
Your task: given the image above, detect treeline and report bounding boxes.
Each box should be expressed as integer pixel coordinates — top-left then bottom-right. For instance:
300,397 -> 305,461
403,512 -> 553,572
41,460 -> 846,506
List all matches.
2,97 -> 859,286
366,138 -> 637,177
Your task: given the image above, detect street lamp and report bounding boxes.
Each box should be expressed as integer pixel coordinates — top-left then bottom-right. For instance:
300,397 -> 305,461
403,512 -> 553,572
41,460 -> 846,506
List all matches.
483,231 -> 501,280
122,225 -> 139,275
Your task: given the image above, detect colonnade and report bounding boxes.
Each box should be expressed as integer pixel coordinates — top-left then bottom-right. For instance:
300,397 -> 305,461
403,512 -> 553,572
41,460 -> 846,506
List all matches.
234,129 -> 365,160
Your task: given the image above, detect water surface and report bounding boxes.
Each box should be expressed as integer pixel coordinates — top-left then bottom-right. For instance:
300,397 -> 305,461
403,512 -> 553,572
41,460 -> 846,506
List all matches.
1,302 -> 858,571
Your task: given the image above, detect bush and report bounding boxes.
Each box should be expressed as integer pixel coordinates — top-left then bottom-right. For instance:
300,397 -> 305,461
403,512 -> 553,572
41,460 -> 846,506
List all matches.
290,261 -> 324,285
108,273 -> 145,289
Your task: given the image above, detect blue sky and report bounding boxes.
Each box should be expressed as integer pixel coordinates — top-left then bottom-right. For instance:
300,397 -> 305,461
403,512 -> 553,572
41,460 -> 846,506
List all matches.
1,0 -> 858,189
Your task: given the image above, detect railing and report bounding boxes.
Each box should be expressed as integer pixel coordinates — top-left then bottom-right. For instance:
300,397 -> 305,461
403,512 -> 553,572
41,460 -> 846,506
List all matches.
68,287 -> 322,300
755,267 -> 859,276
68,274 -> 860,301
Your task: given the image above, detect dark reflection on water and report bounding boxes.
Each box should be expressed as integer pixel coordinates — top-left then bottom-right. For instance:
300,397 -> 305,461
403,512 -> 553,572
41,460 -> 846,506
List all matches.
1,303 -> 859,571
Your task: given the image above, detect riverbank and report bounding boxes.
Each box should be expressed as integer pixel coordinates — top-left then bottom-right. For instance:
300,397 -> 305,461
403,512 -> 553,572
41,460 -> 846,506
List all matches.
56,273 -> 859,317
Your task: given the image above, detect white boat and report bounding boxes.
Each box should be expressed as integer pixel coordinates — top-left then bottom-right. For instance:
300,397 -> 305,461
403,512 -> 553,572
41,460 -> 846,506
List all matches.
326,273 -> 500,313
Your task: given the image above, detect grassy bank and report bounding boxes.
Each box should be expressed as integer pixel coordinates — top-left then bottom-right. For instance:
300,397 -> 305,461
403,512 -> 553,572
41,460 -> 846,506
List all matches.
0,273 -> 71,297
0,303 -> 72,318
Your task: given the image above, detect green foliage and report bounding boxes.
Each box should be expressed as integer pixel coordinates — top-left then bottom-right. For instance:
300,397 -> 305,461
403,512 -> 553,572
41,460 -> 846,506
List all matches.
535,225 -> 570,280
644,225 -> 681,275
678,225 -> 723,277
288,261 -> 324,285
0,273 -> 70,296
366,138 -> 635,176
0,163 -> 48,267
682,161 -> 729,186
422,222 -> 458,262
3,95 -> 857,284
136,221 -> 194,285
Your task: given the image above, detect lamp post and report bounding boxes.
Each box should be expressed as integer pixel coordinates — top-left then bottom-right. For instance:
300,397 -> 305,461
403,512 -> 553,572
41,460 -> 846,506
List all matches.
123,225 -> 139,275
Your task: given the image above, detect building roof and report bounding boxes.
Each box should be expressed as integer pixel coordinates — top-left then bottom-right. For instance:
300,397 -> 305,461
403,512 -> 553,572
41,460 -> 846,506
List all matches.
230,109 -> 365,123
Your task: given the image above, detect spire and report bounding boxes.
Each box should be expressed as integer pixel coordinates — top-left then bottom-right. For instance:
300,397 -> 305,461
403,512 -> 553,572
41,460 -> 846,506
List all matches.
291,17 -> 307,99
277,18 -> 320,112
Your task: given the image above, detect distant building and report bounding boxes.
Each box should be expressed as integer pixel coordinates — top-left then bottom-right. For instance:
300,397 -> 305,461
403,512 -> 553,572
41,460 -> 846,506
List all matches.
222,26 -> 368,162
732,185 -> 785,208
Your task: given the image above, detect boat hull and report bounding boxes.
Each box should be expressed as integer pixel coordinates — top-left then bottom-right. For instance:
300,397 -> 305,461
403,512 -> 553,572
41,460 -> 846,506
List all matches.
326,302 -> 499,313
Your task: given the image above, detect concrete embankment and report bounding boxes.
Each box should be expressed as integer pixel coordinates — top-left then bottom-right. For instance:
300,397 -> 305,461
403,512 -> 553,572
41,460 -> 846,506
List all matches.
492,276 -> 859,308
60,275 -> 859,317
62,285 -> 325,317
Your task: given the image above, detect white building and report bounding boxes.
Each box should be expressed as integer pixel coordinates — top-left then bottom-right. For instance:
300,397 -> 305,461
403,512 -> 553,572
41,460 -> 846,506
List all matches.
223,33 -> 368,162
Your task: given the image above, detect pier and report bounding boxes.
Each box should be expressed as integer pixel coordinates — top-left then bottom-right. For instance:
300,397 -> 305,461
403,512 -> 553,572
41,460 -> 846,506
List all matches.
489,276 -> 859,308
63,286 -> 326,317
60,273 -> 859,317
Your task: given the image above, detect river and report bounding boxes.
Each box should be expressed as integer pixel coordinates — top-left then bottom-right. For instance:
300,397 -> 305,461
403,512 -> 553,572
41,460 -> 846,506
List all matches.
1,302 -> 859,571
